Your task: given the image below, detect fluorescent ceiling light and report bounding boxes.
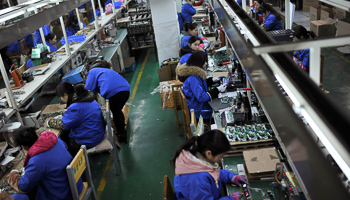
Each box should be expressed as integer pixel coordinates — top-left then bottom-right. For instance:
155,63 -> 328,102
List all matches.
0,10 -> 25,23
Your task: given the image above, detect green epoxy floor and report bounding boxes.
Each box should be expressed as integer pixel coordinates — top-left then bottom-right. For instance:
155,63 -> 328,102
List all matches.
89,48 -> 184,199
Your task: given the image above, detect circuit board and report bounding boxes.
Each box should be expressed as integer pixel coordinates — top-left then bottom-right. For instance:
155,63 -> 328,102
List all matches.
225,124 -> 274,142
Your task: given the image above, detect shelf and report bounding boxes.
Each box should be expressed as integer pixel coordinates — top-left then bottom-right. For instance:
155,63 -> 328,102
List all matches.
3,108 -> 15,119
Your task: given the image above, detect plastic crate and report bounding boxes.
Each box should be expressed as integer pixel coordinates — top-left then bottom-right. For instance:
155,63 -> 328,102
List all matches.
60,34 -> 86,45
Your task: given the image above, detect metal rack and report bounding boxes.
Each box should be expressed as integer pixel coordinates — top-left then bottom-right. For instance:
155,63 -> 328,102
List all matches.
211,0 -> 350,199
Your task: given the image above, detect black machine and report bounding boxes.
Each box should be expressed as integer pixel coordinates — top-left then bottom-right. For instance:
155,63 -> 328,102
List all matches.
267,29 -> 294,43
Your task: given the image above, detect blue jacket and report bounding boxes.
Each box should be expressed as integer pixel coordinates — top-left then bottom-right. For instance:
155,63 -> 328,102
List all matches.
26,59 -> 33,69
180,53 -> 192,64
295,49 -> 310,71
18,138 -> 83,200
7,41 -> 21,54
181,35 -> 201,48
34,25 -> 51,46
263,13 -> 282,31
46,43 -> 57,52
92,9 -> 101,22
11,194 -> 29,200
181,3 -> 196,23
177,65 -> 212,119
22,33 -> 34,48
174,170 -> 236,200
178,13 -> 184,32
66,23 -> 86,37
63,93 -> 105,147
85,67 -> 130,99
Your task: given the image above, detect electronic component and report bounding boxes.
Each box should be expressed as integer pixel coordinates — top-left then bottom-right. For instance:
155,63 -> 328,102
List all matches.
237,164 -> 245,176
242,183 -> 250,198
275,163 -> 304,200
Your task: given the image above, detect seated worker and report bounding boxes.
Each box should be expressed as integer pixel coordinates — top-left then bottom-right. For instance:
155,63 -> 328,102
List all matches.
180,36 -> 204,64
91,8 -> 101,22
66,15 -> 86,37
172,130 -> 246,200
181,22 -> 200,48
176,51 -> 227,123
181,0 -> 196,23
6,40 -> 21,57
85,60 -> 130,143
22,33 -> 34,48
7,127 -> 83,200
253,0 -> 264,24
292,25 -> 316,73
34,24 -> 51,46
258,3 -> 282,31
45,33 -> 57,52
55,82 -> 105,156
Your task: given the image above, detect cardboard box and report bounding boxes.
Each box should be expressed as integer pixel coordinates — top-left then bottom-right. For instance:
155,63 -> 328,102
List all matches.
157,61 -> 179,82
303,0 -> 318,11
243,147 -> 279,176
333,7 -> 350,19
310,6 -> 321,21
320,9 -> 334,20
310,19 -> 335,37
160,80 -> 183,110
337,18 -> 350,36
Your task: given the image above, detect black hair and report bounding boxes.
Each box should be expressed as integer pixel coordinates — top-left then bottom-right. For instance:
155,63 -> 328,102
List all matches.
45,33 -> 56,41
73,84 -> 88,97
188,36 -> 202,45
56,81 -> 74,97
257,0 -> 264,4
66,15 -> 79,30
171,130 -> 231,168
258,3 -> 282,20
293,25 -> 316,40
88,60 -> 111,71
13,127 -> 38,148
184,22 -> 198,32
186,51 -> 208,68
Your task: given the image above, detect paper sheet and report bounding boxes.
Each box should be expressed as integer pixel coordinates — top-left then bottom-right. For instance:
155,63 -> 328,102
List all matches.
0,155 -> 15,166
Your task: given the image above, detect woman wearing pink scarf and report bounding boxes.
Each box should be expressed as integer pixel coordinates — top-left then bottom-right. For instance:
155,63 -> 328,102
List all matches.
172,130 -> 247,200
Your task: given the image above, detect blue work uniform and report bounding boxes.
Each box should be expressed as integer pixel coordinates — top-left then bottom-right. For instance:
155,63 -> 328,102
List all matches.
66,22 -> 86,37
46,43 -> 57,52
181,35 -> 200,48
178,13 -> 184,32
11,194 -> 29,200
22,33 -> 34,48
92,9 -> 101,22
263,13 -> 282,31
34,25 -> 51,46
18,138 -> 83,200
237,0 -> 248,7
26,59 -> 33,69
181,2 -> 196,23
63,99 -> 105,147
295,49 -> 310,71
180,53 -> 192,64
174,170 -> 236,200
85,68 -> 130,99
7,41 -> 21,54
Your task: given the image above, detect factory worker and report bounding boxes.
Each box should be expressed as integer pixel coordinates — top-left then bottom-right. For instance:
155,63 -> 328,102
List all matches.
22,33 -> 34,48
34,24 -> 51,46
7,127 -> 83,200
66,15 -> 86,37
292,25 -> 316,73
181,22 -> 200,48
176,51 -> 227,123
258,3 -> 282,31
55,82 -> 105,156
85,60 -> 130,143
180,36 -> 204,64
181,0 -> 197,23
173,130 -> 247,200
45,33 -> 57,52
6,41 -> 21,57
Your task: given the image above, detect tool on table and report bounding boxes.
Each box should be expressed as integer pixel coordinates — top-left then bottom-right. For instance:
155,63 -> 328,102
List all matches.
10,64 -> 25,89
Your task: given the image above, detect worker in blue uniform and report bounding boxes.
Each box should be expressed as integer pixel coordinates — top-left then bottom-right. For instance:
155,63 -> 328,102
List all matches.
55,82 -> 105,156
258,3 -> 282,31
6,40 -> 21,57
22,33 -> 34,48
176,51 -> 227,122
91,8 -> 101,22
292,25 -> 316,73
180,22 -> 200,48
34,24 -> 51,46
66,15 -> 86,37
7,127 -> 83,200
44,33 -> 57,52
0,191 -> 29,200
85,60 -> 130,143
172,130 -> 246,200
181,0 -> 196,23
180,36 -> 203,64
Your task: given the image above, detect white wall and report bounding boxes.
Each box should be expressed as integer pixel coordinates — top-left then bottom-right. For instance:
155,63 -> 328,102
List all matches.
150,0 -> 180,65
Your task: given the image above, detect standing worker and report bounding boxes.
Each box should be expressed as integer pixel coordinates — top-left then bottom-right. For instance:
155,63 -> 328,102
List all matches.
172,130 -> 246,199
85,60 -> 130,143
181,0 -> 196,23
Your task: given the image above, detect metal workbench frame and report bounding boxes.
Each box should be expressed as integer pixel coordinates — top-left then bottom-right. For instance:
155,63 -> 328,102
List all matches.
212,0 -> 350,199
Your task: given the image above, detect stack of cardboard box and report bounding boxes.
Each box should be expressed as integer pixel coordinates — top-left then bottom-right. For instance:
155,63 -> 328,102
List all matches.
309,2 -> 350,37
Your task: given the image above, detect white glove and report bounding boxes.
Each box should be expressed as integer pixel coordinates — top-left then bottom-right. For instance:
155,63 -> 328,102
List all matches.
217,83 -> 227,93
10,169 -> 19,173
212,76 -> 225,82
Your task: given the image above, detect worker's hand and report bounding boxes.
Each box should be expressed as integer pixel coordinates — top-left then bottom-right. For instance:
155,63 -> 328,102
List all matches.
212,76 -> 225,82
230,192 -> 241,200
217,83 -> 227,93
232,175 -> 246,186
